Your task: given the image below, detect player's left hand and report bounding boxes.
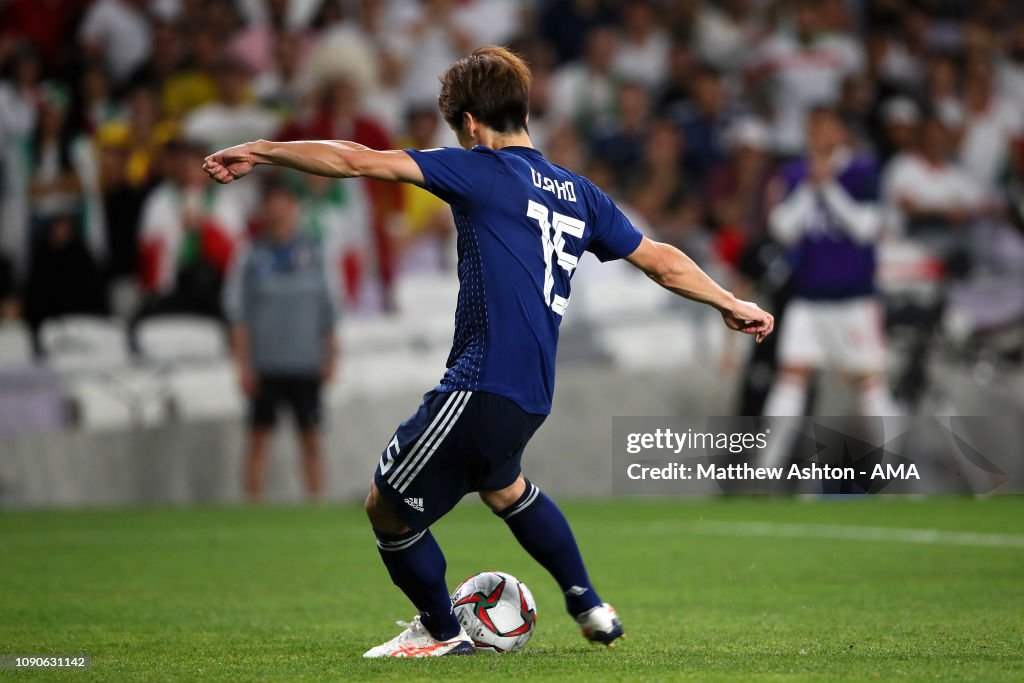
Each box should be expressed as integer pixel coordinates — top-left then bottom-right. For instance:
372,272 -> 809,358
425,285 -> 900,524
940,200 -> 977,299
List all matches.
203,143 -> 255,184
721,299 -> 774,344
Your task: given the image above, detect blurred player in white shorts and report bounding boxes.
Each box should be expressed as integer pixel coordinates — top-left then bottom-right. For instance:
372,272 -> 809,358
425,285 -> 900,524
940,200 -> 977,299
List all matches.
778,297 -> 887,375
763,107 -> 897,427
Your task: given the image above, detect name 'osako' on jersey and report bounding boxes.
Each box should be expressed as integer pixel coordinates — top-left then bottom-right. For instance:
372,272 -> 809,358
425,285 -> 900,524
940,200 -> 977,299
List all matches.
530,167 -> 577,203
405,145 -> 643,415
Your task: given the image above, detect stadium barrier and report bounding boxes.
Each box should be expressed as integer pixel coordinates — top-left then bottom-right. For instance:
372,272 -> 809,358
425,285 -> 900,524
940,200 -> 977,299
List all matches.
0,363 -> 724,507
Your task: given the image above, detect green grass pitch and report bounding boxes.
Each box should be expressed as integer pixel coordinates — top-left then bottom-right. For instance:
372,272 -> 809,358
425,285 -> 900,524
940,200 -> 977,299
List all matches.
2,497 -> 1022,681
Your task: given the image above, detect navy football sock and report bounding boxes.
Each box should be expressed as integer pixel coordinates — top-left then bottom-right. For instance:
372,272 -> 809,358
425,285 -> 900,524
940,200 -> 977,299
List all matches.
374,528 -> 461,640
496,480 -> 602,617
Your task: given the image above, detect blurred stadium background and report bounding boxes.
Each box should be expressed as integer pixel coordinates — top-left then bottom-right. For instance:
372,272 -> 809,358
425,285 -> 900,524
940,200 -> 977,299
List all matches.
1,0 -> 1023,507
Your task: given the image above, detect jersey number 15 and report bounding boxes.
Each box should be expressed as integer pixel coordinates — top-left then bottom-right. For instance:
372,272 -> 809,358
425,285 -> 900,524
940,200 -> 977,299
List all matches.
526,200 -> 585,316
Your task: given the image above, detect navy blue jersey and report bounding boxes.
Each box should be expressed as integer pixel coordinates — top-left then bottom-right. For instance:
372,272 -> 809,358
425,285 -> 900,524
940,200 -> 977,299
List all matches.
406,145 -> 643,414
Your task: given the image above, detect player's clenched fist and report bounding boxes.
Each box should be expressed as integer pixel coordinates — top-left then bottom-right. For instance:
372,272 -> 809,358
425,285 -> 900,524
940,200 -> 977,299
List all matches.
721,299 -> 774,344
203,143 -> 256,184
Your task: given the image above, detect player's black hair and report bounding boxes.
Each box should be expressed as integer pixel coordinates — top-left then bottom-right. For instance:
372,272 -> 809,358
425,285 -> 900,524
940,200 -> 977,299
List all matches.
438,46 -> 532,135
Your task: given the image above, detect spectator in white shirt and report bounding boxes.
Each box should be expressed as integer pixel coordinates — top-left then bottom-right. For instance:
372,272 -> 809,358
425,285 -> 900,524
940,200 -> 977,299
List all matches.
128,140 -> 247,348
385,0 -> 473,108
959,56 -> 1024,194
882,115 -> 986,239
78,0 -> 153,85
182,58 -> 280,152
254,30 -> 307,115
746,0 -> 864,156
694,0 -> 763,74
613,0 -> 669,89
549,25 -> 620,139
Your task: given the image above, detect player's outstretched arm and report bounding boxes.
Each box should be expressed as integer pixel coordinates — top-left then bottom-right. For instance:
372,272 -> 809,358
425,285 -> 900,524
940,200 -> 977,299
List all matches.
203,140 -> 425,185
626,237 -> 774,343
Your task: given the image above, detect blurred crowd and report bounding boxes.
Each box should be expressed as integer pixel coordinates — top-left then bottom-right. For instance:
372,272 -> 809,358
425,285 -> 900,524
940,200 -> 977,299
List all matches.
2,0 -> 1024,359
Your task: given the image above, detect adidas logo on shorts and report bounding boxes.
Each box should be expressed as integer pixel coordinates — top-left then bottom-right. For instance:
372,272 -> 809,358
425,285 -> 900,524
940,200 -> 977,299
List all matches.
404,497 -> 424,512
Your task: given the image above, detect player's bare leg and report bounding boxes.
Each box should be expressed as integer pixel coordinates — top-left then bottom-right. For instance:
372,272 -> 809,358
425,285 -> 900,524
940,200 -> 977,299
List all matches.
297,428 -> 324,502
478,476 -> 526,509
364,480 -> 409,534
481,475 -> 624,647
362,481 -> 473,657
244,428 -> 272,502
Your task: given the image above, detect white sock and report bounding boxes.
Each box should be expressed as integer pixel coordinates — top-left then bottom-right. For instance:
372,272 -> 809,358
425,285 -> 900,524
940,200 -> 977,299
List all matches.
763,375 -> 807,417
761,375 -> 808,469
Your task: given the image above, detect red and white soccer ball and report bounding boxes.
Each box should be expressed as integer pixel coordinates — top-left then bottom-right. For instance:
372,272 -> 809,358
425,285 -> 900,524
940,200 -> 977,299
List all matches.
452,571 -> 537,653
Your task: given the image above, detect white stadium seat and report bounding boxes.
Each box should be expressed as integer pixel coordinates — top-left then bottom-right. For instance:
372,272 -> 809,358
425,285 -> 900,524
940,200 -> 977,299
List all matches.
40,316 -> 128,371
574,272 -> 671,323
339,315 -> 408,355
166,362 -> 245,422
395,272 -> 460,315
65,368 -> 168,431
393,273 -> 459,350
594,318 -> 697,371
397,309 -> 455,351
137,315 -> 226,361
336,347 -> 444,400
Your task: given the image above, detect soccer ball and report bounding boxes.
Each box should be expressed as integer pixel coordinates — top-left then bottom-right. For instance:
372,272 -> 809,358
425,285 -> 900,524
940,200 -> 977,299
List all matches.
452,571 -> 537,653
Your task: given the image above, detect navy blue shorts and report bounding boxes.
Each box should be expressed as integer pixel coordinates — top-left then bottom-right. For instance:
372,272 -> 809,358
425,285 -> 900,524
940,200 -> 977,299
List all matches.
373,390 -> 546,531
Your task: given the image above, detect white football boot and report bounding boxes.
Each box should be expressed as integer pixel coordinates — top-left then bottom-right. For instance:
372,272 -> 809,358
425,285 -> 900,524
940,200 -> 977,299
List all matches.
362,615 -> 475,658
576,603 -> 625,647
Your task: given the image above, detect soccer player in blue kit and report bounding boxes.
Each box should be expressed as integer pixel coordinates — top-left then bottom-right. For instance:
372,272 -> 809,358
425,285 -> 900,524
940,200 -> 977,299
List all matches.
205,46 -> 773,657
